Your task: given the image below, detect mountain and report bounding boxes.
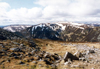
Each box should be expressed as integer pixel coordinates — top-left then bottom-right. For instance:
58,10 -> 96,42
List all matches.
0,28 -> 21,40
3,25 -> 31,32
19,22 -> 84,39
87,23 -> 100,27
2,22 -> 100,42
19,22 -> 100,42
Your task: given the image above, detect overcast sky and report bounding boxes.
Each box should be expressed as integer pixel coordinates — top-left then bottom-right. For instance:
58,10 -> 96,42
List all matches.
0,0 -> 100,26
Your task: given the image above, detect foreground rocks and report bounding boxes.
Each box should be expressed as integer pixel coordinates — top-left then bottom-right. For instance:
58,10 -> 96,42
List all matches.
0,39 -> 62,69
0,39 -> 100,69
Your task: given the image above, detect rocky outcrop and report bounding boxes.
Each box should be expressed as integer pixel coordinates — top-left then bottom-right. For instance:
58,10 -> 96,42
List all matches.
64,52 -> 79,62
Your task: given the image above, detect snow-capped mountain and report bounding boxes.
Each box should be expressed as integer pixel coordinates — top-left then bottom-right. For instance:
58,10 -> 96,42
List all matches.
31,22 -> 86,31
3,22 -> 100,42
3,25 -> 31,32
19,22 -> 99,42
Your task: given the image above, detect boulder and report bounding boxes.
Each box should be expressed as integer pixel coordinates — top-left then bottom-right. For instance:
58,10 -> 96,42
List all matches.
64,52 -> 78,62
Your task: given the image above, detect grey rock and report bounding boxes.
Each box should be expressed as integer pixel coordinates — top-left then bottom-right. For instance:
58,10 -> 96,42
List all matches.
64,52 -> 78,62
10,48 -> 21,52
18,61 -> 25,64
51,64 -> 57,68
64,59 -> 71,65
79,57 -> 86,61
0,44 -> 5,48
71,65 -> 80,68
9,53 -> 16,57
32,61 -> 37,64
74,51 -> 82,58
13,42 -> 19,45
20,44 -> 24,46
87,50 -> 95,54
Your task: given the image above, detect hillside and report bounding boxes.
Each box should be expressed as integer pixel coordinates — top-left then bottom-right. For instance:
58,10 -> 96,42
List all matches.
0,28 -> 21,40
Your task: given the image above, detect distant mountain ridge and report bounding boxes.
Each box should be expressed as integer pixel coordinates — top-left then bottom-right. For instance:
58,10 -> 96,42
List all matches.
19,22 -> 99,42
2,22 -> 100,42
87,23 -> 100,27
3,25 -> 31,32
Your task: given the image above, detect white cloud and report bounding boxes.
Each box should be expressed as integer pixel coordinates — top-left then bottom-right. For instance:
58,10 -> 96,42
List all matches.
0,2 -> 10,25
0,0 -> 100,25
36,0 -> 100,22
7,7 -> 42,21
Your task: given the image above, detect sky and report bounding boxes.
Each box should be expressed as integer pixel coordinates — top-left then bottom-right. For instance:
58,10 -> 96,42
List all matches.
0,0 -> 100,26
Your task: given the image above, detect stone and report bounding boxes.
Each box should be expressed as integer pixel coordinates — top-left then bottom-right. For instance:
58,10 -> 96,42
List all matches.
6,59 -> 10,63
18,61 -> 25,64
64,58 -> 71,65
13,42 -> 19,45
10,48 -> 22,52
52,54 -> 59,60
55,60 -> 61,63
64,52 -> 78,62
51,64 -> 57,69
31,50 -> 37,54
9,53 -> 16,57
79,57 -> 86,61
71,65 -> 80,68
87,50 -> 95,54
23,58 -> 30,62
89,50 -> 95,53
14,56 -> 19,59
64,61 -> 70,65
74,51 -> 82,58
44,58 -> 53,65
0,44 -> 5,48
32,61 -> 37,64
20,44 -> 24,46
44,53 -> 51,58
1,49 -> 6,53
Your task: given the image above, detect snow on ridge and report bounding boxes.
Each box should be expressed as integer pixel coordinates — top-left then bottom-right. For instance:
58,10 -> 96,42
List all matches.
4,27 -> 15,32
70,22 -> 84,26
56,23 -> 66,30
56,22 -> 84,26
3,25 -> 31,32
32,22 -> 85,31
55,22 -> 85,29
